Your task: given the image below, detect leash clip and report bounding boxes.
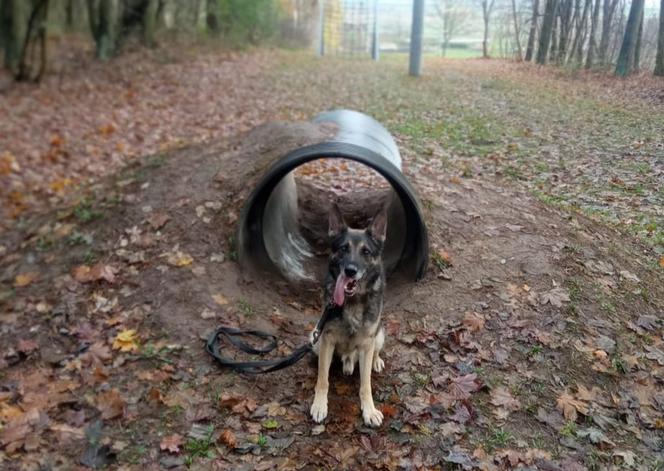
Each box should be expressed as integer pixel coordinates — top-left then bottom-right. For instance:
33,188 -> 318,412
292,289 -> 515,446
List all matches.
310,328 -> 321,345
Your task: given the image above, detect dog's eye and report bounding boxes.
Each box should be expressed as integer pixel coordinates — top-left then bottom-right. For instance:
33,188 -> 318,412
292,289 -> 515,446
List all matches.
361,247 -> 372,256
340,244 -> 350,253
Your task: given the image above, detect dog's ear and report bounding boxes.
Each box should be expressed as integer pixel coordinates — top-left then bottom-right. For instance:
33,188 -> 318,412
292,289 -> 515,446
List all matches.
367,208 -> 387,244
328,203 -> 347,239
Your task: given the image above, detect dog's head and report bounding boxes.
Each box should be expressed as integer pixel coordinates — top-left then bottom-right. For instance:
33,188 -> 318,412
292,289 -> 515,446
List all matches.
327,203 -> 387,306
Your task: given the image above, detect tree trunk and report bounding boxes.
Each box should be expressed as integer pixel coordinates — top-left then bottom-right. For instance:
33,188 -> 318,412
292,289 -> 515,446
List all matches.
481,0 -> 495,58
142,0 -> 158,46
511,0 -> 524,59
525,0 -> 540,61
550,12 -> 559,61
16,0 -> 49,81
87,0 -> 119,60
615,0 -> 644,76
537,0 -> 557,64
585,0 -> 601,68
557,0 -> 573,64
2,0 -> 29,72
598,0 -> 618,65
633,5 -> 643,70
655,0 -> 664,75
570,0 -> 591,65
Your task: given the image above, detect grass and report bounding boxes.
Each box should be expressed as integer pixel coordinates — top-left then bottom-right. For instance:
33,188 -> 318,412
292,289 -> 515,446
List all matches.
560,421 -> 577,437
237,299 -> 255,317
184,425 -> 216,464
73,197 -> 104,223
483,427 -> 513,452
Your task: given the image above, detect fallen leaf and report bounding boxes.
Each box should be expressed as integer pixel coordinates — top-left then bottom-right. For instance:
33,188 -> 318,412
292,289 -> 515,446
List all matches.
160,434 -> 183,454
262,418 -> 279,429
72,263 -> 117,284
449,374 -> 482,400
166,251 -> 193,267
644,346 -> 664,366
14,272 -> 38,287
97,389 -> 125,419
490,386 -> 521,411
112,329 -> 139,353
148,212 -> 170,230
613,450 -> 636,466
539,287 -> 570,307
462,312 -> 485,332
219,429 -> 237,448
212,293 -> 229,306
449,404 -> 471,424
556,391 -> 589,421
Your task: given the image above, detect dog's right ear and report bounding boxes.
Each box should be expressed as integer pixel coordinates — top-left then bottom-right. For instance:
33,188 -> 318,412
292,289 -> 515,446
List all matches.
328,203 -> 347,239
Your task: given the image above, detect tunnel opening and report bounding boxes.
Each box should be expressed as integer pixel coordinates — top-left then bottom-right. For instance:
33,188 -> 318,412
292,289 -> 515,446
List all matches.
275,158 -> 397,282
237,110 -> 429,288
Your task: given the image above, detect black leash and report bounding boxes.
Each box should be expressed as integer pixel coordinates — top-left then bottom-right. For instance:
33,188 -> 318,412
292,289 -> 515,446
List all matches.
206,303 -> 343,374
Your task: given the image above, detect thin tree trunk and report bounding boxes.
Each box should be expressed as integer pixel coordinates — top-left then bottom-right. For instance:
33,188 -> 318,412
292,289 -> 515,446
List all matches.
557,0 -> 574,64
143,0 -> 158,46
598,0 -> 618,65
570,0 -> 591,65
511,0 -> 524,59
87,0 -> 118,60
537,0 -> 557,64
16,0 -> 49,81
525,0 -> 540,61
3,0 -> 29,72
633,6 -> 643,70
615,0 -> 644,76
585,0 -> 601,68
482,0 -> 495,58
655,0 -> 664,75
550,12 -> 559,61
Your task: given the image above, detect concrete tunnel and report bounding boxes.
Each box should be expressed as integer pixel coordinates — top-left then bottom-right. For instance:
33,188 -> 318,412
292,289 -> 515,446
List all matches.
237,109 -> 429,285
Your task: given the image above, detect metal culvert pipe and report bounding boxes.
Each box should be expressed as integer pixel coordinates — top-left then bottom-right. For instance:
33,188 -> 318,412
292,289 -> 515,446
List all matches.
237,110 -> 428,285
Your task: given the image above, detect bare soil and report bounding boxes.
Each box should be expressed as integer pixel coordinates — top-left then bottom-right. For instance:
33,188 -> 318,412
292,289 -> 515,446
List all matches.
1,116 -> 663,470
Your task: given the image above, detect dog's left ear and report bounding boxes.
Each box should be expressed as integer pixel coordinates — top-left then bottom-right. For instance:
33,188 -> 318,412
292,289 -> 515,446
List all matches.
329,203 -> 348,239
367,209 -> 387,244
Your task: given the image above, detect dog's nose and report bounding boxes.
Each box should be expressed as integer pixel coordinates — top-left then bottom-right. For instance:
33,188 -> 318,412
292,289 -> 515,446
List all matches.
344,265 -> 358,277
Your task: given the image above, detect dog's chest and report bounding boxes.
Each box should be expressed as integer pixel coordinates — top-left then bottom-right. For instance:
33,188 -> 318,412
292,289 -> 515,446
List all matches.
343,302 -> 365,334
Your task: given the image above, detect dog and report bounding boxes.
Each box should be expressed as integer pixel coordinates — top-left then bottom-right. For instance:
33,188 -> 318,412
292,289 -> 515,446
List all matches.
310,203 -> 387,427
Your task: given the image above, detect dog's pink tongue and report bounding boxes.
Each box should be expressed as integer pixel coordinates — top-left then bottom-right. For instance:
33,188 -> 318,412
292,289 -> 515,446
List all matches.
334,273 -> 349,306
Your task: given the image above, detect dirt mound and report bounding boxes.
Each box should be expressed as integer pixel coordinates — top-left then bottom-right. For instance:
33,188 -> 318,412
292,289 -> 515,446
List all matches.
1,122 -> 663,469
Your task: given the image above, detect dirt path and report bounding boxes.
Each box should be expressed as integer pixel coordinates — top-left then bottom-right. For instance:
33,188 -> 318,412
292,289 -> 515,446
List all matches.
2,116 -> 664,470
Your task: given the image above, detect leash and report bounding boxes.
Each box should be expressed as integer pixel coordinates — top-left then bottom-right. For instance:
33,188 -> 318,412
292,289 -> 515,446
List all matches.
206,303 -> 343,374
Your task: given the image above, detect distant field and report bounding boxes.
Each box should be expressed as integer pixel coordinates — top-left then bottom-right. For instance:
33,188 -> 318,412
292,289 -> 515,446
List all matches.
381,48 -> 484,60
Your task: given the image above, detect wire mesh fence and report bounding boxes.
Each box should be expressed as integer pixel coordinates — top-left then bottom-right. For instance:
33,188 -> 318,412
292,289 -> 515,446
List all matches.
318,0 -> 379,58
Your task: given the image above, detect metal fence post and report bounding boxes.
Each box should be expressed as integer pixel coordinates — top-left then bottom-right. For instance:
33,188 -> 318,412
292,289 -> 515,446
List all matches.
409,0 -> 424,76
371,0 -> 379,61
318,0 -> 325,56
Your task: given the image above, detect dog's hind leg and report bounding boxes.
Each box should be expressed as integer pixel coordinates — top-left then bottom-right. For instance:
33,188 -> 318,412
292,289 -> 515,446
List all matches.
310,336 -> 334,423
342,350 -> 357,375
372,327 -> 385,373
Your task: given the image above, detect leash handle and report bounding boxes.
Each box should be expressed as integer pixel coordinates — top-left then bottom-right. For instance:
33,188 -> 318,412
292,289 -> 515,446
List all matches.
205,303 -> 343,375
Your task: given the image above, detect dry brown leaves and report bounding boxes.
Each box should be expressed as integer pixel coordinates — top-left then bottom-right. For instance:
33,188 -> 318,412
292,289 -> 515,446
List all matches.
72,263 -> 117,284
96,389 -> 126,420
160,434 -> 184,454
556,389 -> 589,421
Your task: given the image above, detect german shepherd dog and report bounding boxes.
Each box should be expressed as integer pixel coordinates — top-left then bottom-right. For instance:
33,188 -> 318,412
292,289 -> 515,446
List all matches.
310,204 -> 387,427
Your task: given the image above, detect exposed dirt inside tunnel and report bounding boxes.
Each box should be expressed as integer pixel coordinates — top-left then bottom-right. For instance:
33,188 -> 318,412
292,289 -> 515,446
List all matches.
1,122 -> 663,469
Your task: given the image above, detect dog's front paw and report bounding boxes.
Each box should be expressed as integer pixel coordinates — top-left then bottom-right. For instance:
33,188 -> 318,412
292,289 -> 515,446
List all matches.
372,355 -> 384,373
310,397 -> 328,423
362,406 -> 383,427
